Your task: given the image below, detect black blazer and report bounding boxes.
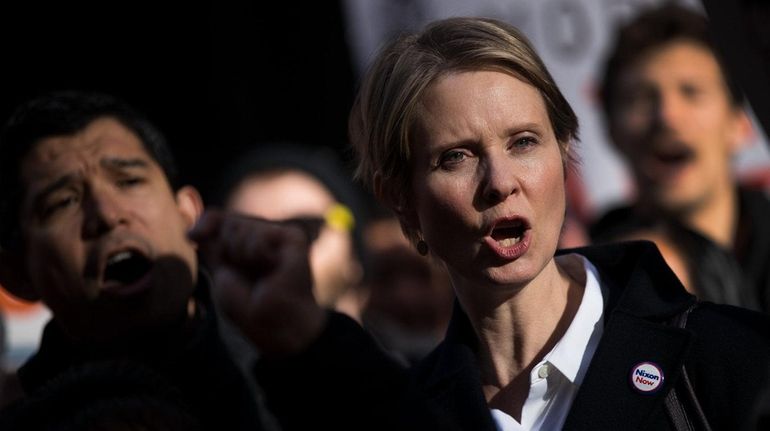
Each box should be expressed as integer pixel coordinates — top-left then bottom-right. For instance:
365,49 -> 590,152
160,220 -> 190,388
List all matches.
257,241 -> 770,430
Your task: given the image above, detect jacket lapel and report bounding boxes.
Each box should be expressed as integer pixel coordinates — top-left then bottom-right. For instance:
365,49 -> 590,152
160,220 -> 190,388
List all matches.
563,311 -> 692,430
562,241 -> 697,430
416,241 -> 695,430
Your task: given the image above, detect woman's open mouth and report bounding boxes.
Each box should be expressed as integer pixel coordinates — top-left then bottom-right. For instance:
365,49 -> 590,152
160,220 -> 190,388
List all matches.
485,217 -> 531,259
491,221 -> 527,247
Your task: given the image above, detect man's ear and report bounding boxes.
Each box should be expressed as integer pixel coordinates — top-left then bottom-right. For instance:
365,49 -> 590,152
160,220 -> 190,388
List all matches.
727,108 -> 754,153
0,250 -> 39,302
175,186 -> 204,229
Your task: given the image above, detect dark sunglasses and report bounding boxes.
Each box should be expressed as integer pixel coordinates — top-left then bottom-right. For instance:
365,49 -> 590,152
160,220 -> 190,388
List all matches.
281,203 -> 354,243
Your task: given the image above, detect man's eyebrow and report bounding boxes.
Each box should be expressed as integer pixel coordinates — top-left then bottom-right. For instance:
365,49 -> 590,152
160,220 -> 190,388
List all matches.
28,158 -> 152,210
100,157 -> 151,170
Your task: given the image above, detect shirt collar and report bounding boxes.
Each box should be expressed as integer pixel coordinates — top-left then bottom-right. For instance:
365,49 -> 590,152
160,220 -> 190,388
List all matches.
542,254 -> 604,386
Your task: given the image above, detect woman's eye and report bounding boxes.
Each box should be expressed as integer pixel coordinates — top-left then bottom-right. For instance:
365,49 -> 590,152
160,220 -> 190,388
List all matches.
439,150 -> 468,167
512,136 -> 538,149
444,151 -> 465,162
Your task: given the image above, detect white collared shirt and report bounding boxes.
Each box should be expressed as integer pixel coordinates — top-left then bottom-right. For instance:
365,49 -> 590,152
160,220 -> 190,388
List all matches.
490,255 -> 605,431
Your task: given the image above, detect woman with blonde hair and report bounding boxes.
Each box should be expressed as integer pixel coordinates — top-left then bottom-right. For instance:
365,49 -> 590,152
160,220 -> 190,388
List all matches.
194,16 -> 770,430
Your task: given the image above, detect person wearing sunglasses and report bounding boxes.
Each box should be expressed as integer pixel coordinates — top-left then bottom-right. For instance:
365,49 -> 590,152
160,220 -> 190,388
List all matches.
217,143 -> 366,321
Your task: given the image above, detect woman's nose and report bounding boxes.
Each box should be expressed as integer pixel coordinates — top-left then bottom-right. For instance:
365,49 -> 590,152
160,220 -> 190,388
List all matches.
481,156 -> 518,205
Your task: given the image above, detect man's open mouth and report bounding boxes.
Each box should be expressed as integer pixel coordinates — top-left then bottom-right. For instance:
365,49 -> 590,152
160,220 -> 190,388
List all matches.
103,250 -> 153,286
651,145 -> 695,166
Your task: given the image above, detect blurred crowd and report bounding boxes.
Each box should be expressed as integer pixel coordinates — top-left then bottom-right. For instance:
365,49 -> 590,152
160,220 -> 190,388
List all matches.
0,1 -> 769,430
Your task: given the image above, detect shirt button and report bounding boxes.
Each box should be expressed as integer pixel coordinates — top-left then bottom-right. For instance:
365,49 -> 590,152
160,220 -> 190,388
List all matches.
538,363 -> 550,379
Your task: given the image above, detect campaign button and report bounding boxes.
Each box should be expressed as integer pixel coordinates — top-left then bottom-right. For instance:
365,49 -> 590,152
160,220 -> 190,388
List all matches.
630,362 -> 664,393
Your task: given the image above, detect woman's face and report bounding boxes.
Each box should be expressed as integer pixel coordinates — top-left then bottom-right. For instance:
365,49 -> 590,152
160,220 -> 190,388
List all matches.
408,70 -> 566,291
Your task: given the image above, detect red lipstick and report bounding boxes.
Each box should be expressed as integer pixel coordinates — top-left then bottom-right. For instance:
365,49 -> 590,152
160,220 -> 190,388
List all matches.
483,216 -> 531,260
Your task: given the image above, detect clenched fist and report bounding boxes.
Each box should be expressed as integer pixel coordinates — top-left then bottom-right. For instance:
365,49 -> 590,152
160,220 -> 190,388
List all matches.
190,210 -> 327,356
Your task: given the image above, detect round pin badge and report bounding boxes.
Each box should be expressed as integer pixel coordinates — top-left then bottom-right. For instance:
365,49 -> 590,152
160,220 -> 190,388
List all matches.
630,362 -> 664,393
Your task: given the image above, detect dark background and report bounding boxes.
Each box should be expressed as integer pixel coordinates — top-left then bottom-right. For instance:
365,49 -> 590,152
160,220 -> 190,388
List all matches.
3,0 -> 769,206
702,0 -> 770,145
0,1 -> 357,203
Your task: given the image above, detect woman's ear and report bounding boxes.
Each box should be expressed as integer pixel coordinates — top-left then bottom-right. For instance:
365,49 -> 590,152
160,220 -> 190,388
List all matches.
372,171 -> 388,207
0,250 -> 40,302
374,173 -> 420,234
395,204 -> 420,238
175,186 -> 204,229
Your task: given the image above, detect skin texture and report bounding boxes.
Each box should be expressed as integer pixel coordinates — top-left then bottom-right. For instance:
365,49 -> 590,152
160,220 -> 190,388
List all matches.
409,70 -> 568,303
7,117 -> 202,342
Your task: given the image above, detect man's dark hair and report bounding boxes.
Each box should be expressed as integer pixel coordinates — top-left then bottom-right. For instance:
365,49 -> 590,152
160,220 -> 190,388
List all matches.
0,91 -> 179,251
599,3 -> 744,122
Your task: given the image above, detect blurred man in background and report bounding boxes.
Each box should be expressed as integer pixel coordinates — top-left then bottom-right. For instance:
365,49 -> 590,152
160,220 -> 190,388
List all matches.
591,3 -> 770,311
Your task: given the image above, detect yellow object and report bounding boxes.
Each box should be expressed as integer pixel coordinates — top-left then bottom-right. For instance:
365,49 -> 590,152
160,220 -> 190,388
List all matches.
325,203 -> 355,232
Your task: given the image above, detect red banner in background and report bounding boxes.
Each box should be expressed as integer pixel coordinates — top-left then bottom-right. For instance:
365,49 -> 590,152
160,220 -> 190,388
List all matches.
0,285 -> 42,317
0,285 -> 41,315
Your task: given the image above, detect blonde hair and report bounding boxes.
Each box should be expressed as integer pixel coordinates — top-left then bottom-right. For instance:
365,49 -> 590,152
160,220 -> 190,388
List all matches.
350,17 -> 578,244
